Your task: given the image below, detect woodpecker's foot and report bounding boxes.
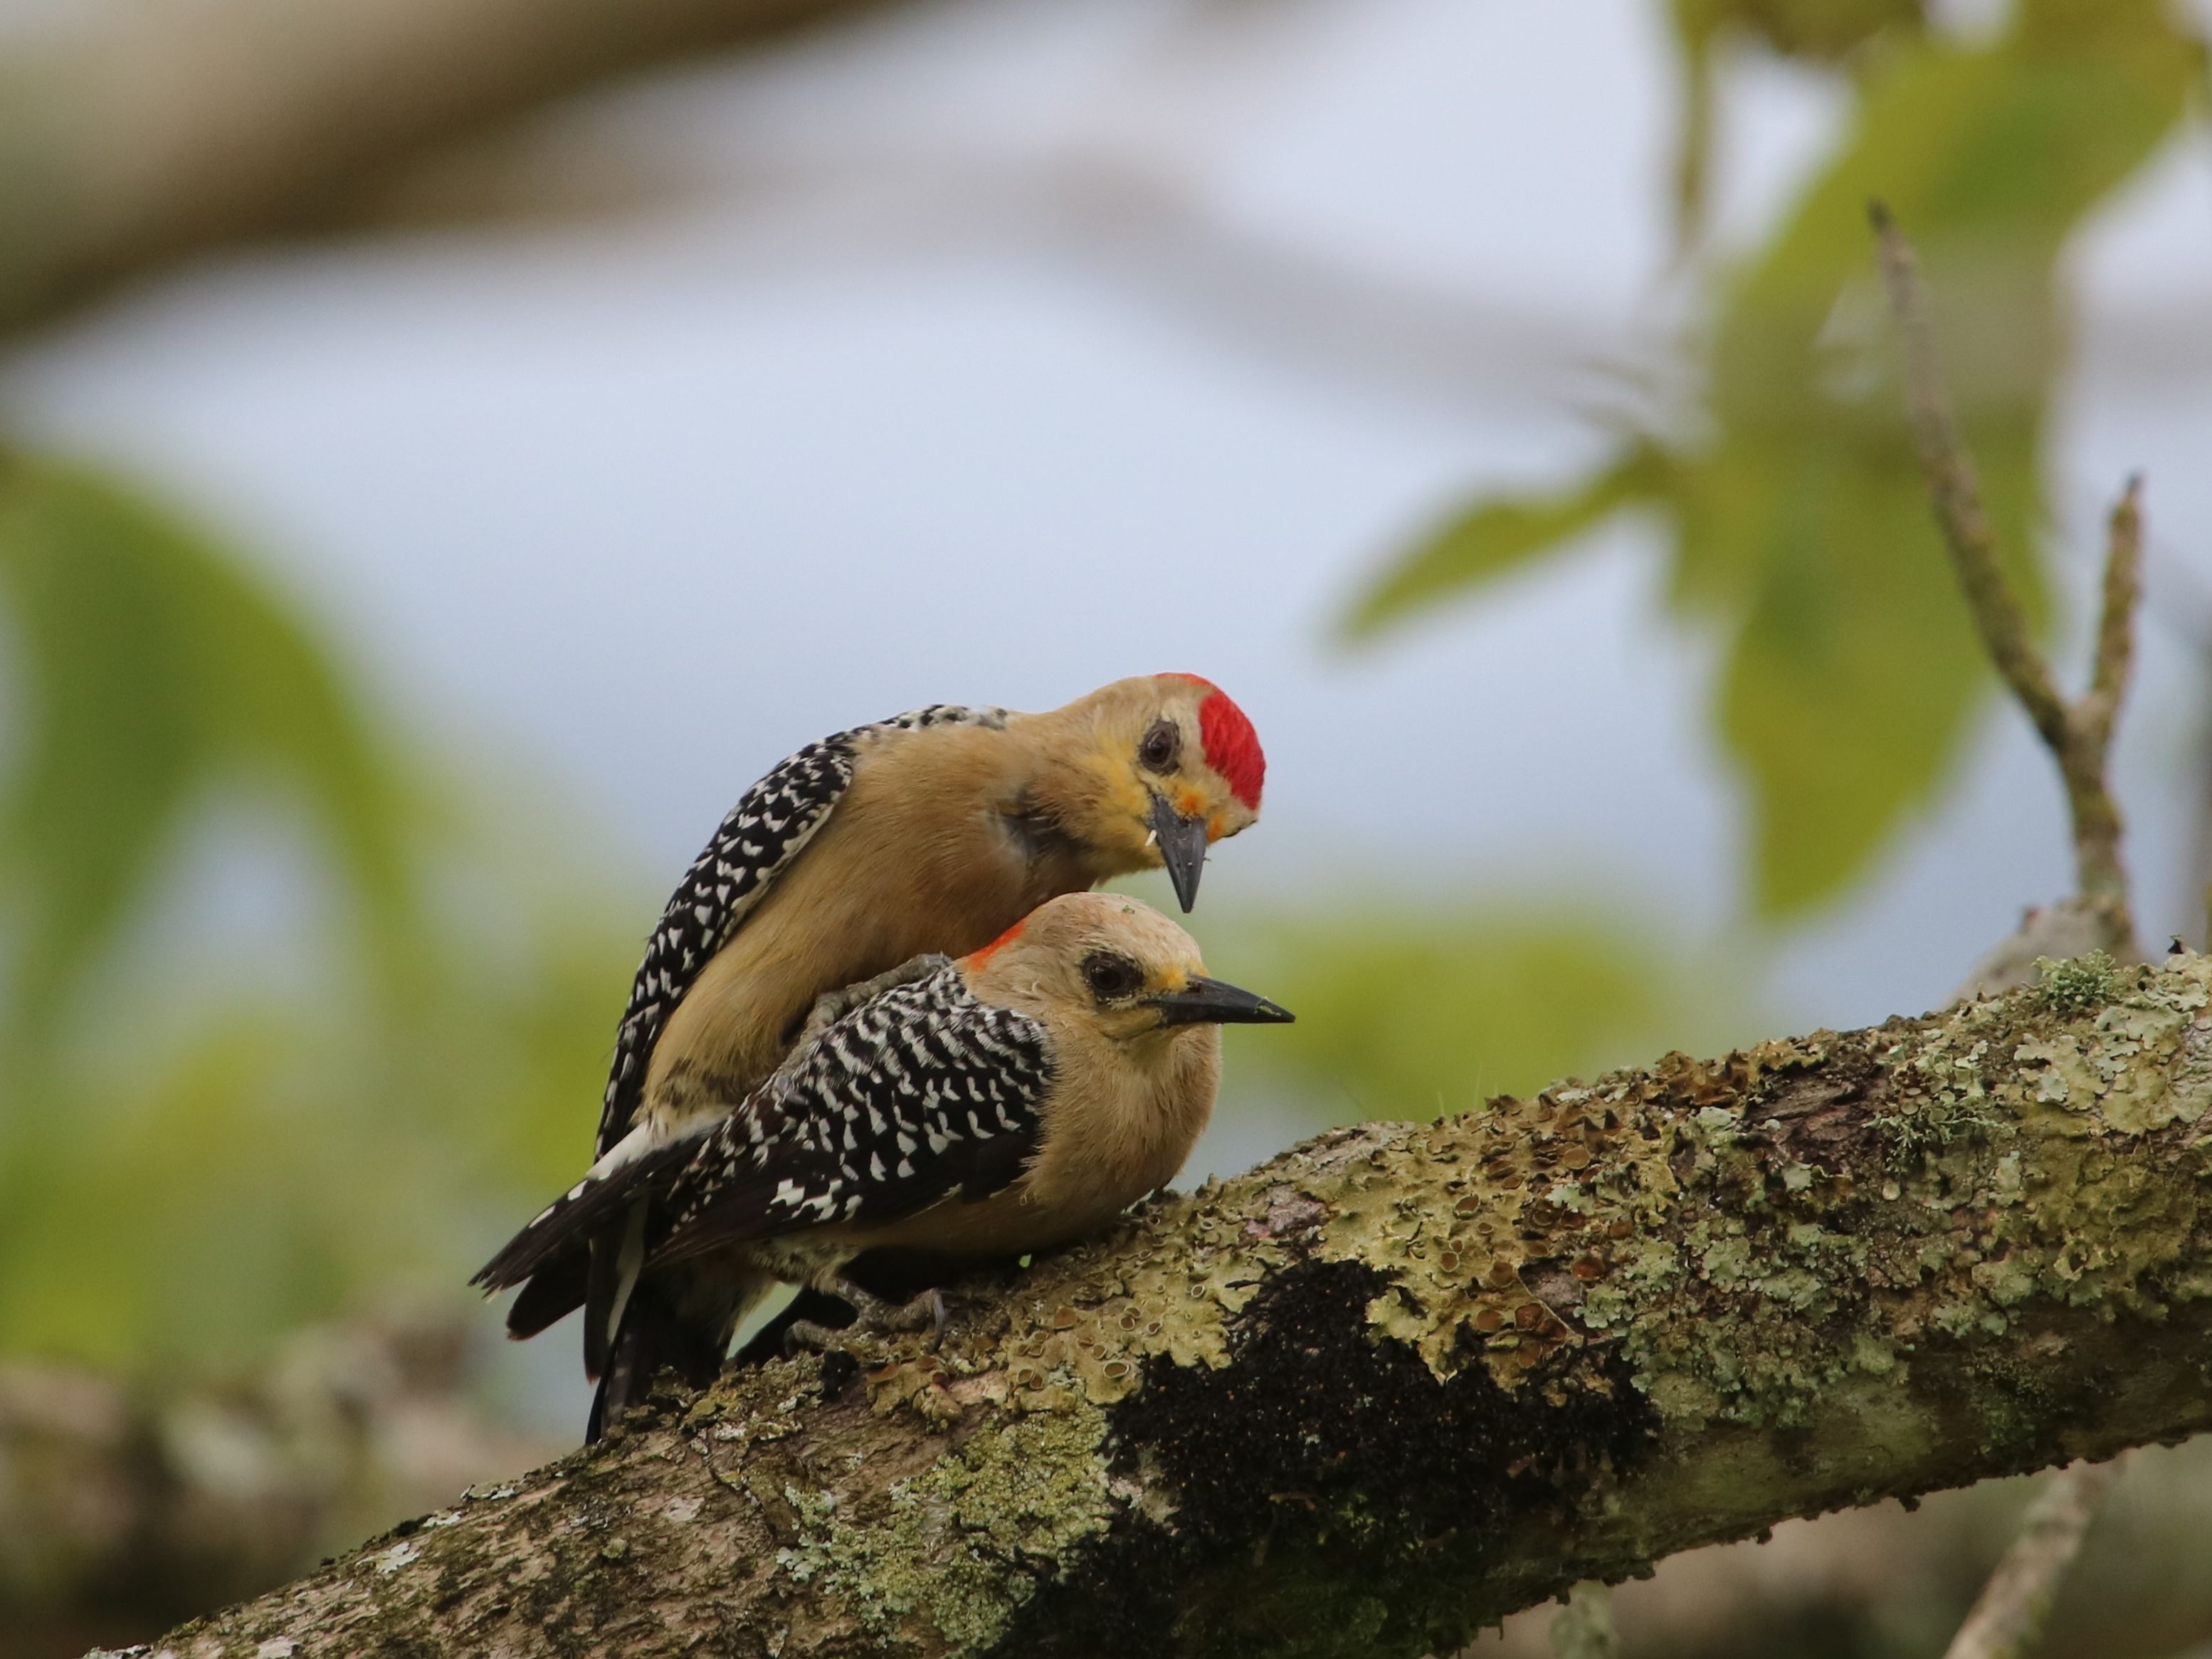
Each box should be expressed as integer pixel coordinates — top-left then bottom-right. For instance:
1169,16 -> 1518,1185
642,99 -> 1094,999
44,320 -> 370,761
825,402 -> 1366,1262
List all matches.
797,954 -> 952,1043
784,1283 -> 946,1356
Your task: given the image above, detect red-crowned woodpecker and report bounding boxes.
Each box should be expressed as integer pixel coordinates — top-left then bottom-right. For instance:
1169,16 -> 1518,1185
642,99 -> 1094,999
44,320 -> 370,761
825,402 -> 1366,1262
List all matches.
478,675 -> 1266,1429
477,892 -> 1291,1428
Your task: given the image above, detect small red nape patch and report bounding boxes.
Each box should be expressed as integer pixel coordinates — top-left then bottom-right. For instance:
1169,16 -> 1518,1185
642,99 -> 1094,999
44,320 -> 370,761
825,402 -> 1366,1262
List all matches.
964,916 -> 1027,971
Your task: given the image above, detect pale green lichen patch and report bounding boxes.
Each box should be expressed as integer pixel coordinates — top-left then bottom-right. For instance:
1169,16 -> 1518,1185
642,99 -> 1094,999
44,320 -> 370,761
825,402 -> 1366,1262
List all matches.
777,1403 -> 1118,1653
2037,951 -> 2119,1016
1861,956 -> 2212,1328
1307,1080 -> 1690,1385
2009,962 -> 2212,1136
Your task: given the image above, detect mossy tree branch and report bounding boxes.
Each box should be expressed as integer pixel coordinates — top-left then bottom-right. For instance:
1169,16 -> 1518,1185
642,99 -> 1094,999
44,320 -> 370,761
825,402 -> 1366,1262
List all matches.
137,954 -> 2212,1659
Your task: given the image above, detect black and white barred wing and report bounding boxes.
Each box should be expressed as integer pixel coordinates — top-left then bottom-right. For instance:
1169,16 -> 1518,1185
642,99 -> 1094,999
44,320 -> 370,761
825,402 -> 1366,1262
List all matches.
651,968 -> 1052,1263
596,736 -> 853,1156
594,703 -> 1006,1158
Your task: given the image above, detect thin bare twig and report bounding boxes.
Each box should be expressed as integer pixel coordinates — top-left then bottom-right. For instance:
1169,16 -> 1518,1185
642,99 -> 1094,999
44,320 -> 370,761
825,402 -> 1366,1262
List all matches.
1868,201 -> 2139,942
1868,201 -> 2070,753
2063,478 -> 2143,905
1941,1461 -> 2117,1659
2085,476 -> 2144,745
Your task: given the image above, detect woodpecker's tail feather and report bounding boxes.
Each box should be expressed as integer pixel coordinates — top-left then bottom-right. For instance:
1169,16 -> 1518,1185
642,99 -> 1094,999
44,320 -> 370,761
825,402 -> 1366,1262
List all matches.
586,1269 -> 774,1442
581,1205 -> 646,1382
473,1139 -> 689,1295
504,1248 -> 587,1340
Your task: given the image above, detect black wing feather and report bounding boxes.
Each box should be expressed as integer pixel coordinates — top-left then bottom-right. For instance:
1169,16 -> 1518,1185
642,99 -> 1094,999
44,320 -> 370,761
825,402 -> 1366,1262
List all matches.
594,737 -> 856,1157
594,703 -> 1008,1158
473,1139 -> 696,1292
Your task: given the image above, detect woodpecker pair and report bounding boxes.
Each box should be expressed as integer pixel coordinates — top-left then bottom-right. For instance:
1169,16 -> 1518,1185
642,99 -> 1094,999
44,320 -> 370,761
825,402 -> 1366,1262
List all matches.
475,675 -> 1284,1436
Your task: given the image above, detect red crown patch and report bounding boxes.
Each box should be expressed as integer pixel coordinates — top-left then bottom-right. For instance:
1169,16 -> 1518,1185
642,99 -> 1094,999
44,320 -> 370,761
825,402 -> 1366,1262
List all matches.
1169,674 -> 1264,809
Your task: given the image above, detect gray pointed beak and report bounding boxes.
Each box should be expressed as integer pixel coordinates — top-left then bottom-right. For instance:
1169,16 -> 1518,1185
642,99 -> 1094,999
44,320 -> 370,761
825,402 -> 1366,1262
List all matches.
1149,974 -> 1295,1028
1147,791 -> 1210,913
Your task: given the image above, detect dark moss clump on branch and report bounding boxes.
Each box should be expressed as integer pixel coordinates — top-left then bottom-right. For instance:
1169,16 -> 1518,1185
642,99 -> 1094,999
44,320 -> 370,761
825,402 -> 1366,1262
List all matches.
999,1258 -> 1658,1659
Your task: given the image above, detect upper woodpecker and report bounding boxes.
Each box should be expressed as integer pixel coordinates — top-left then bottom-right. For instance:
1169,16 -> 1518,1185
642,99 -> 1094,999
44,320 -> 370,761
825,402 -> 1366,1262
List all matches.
483,675 -> 1265,1423
477,892 -> 1292,1427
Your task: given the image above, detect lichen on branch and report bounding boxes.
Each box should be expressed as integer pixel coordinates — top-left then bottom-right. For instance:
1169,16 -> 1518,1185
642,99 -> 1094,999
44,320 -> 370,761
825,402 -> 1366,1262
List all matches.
149,954 -> 2212,1659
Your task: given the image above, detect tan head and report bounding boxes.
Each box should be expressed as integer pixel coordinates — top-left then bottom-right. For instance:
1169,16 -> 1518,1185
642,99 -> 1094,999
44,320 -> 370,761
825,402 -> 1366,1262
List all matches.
1030,674 -> 1266,912
961,892 -> 1292,1043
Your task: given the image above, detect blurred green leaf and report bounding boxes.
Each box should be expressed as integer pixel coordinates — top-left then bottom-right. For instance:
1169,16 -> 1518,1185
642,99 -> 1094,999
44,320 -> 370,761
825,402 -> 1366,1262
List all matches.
1665,0 -> 1926,244
1343,441 -> 1671,640
0,456 -> 415,1057
0,450 -> 639,1369
1348,1 -> 2199,915
1205,900 -> 1754,1127
1697,431 -> 2037,907
1672,0 -> 1924,65
0,1023 -> 374,1366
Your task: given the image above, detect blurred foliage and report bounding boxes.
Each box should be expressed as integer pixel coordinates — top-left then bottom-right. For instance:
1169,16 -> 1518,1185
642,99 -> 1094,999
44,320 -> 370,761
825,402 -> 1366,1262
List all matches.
1667,0 -> 1926,247
0,459 -> 412,1056
1349,0 -> 2203,915
1202,899 -> 1752,1128
0,452 -> 634,1369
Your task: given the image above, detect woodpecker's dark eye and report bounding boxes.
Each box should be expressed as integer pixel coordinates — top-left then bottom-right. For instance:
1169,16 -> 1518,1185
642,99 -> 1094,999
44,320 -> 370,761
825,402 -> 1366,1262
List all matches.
1138,717 -> 1181,774
1082,952 -> 1146,1001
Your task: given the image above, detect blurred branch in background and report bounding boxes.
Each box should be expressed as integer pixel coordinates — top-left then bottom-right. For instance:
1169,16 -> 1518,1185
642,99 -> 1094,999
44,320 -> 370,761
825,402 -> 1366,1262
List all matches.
1461,1438 -> 2212,1659
0,1307 -> 556,1659
1549,1582 -> 1621,1659
1941,1460 -> 2116,1659
0,0 -> 909,337
362,2 -> 1617,421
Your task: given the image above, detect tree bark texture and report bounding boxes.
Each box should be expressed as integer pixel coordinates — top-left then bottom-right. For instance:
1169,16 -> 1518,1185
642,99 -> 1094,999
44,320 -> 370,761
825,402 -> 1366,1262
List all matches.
137,953 -> 2212,1659
0,0 -> 897,335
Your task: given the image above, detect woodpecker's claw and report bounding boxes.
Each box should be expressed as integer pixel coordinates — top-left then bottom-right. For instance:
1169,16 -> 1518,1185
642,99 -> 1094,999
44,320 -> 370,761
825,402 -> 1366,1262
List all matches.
799,953 -> 951,1044
1147,792 -> 1208,912
785,1282 -> 947,1357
